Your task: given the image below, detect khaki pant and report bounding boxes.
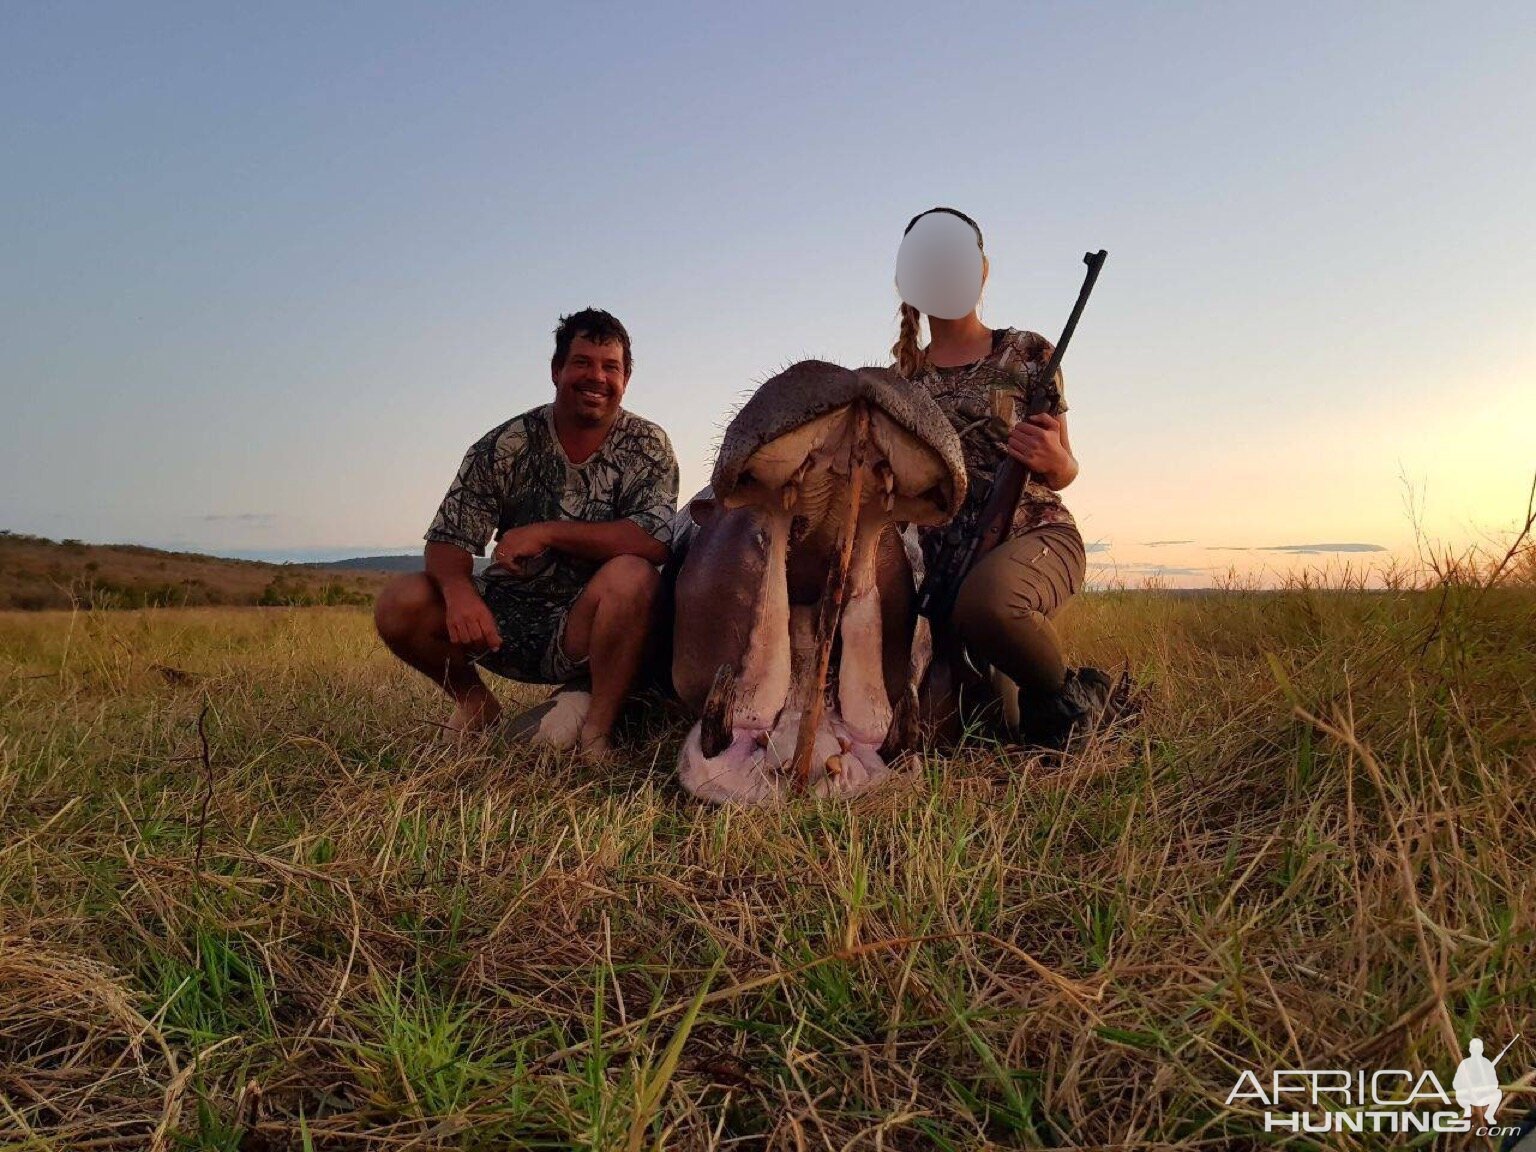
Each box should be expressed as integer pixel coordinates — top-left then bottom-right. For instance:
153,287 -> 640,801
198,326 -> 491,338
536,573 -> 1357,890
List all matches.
951,523 -> 1086,723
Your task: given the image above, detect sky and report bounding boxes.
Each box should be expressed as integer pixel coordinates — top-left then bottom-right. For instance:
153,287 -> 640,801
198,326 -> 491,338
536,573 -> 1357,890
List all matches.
2,1 -> 1532,587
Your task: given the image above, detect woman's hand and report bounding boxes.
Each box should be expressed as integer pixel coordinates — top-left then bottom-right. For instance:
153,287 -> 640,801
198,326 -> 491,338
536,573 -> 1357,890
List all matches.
1005,413 -> 1077,488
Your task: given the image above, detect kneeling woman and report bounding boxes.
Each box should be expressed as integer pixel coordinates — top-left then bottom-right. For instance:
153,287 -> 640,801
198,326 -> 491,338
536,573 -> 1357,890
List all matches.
891,206 -> 1112,744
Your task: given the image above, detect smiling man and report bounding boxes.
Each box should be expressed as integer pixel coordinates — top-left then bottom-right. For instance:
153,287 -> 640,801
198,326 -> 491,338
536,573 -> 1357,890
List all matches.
374,309 -> 678,759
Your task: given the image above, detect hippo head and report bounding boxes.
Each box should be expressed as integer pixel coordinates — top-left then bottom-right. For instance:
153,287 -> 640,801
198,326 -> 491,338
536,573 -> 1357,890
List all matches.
672,361 -> 967,805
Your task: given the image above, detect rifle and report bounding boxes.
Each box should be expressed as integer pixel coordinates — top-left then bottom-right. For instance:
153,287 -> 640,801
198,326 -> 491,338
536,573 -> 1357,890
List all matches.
915,249 -> 1107,623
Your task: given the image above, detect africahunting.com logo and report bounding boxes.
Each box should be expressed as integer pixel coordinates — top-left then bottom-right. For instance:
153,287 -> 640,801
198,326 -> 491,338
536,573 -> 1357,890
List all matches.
1227,1035 -> 1523,1137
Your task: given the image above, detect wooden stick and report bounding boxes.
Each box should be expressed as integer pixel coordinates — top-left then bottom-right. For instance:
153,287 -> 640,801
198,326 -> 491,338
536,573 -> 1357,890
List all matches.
790,402 -> 870,793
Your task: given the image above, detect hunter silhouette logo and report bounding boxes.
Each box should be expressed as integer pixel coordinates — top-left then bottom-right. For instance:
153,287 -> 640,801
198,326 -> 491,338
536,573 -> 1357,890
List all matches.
1454,1035 -> 1517,1124
1226,1033 -> 1524,1137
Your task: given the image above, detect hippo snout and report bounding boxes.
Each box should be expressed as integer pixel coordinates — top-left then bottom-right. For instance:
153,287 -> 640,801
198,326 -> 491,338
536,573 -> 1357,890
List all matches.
671,361 -> 966,805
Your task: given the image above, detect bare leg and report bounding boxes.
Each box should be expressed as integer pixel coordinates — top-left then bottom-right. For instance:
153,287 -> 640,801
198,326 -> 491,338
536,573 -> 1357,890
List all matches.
374,573 -> 502,732
560,556 -> 662,756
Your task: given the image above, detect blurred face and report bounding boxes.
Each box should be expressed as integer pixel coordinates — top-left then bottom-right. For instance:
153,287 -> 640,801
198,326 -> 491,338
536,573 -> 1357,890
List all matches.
895,210 -> 985,320
552,335 -> 629,428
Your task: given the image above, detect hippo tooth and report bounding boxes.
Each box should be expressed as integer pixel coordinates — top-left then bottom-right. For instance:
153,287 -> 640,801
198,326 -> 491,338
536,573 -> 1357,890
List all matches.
835,519 -> 894,745
700,662 -> 737,759
879,683 -> 920,759
875,459 -> 896,513
786,455 -> 815,510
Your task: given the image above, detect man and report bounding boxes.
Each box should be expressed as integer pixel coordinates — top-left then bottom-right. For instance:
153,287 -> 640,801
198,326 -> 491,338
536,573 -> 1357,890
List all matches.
375,308 -> 678,759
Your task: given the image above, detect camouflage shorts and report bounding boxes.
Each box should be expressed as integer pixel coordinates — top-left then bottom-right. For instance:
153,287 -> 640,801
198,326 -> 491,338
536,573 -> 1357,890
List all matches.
471,574 -> 589,685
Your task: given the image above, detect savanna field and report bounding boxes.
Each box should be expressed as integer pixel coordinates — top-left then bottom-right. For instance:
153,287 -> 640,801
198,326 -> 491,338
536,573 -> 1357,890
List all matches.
2,575 -> 1534,1149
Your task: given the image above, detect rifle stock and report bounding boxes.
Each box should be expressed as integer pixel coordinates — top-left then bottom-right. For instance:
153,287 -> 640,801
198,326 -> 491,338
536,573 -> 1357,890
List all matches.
916,249 -> 1106,623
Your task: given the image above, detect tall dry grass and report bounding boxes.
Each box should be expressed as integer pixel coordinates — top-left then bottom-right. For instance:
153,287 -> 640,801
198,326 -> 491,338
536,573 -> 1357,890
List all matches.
1,558 -> 1533,1147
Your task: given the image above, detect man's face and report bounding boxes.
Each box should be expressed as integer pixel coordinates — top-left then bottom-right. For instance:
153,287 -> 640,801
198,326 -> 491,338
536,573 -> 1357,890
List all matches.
552,335 -> 629,429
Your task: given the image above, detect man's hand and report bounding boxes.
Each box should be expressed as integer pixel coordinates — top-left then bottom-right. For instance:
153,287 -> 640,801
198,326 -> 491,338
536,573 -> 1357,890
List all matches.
1006,413 -> 1073,481
442,583 -> 502,652
492,523 -> 552,573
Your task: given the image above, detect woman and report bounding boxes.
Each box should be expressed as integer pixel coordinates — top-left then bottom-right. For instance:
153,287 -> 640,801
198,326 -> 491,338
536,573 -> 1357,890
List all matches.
892,206 -> 1116,746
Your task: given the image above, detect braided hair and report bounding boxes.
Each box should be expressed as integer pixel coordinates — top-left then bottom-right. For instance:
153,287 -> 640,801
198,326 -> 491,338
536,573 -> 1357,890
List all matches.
890,207 -> 985,380
892,301 -> 926,379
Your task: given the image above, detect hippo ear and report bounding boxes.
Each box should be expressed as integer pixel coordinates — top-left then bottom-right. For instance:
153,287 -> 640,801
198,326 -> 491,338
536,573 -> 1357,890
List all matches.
689,496 -> 720,527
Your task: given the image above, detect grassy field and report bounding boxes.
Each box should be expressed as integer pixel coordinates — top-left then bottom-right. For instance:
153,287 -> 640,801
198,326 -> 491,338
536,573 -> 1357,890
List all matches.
1,582 -> 1533,1149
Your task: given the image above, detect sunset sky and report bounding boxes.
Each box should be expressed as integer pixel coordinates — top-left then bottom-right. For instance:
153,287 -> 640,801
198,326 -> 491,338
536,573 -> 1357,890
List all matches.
2,3 -> 1531,586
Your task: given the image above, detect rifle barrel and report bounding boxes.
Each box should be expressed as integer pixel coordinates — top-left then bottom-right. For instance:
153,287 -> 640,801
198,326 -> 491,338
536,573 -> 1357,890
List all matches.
1028,249 -> 1107,417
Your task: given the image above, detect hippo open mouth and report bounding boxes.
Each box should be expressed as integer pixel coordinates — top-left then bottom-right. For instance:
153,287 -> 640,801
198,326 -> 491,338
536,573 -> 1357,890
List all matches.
672,361 -> 967,805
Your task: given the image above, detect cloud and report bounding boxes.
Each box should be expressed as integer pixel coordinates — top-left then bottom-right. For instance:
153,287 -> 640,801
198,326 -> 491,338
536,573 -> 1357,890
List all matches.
1139,539 -> 1194,547
1208,542 -> 1386,555
1088,561 -> 1207,578
1260,542 -> 1387,554
198,513 -> 277,524
1085,539 -> 1111,554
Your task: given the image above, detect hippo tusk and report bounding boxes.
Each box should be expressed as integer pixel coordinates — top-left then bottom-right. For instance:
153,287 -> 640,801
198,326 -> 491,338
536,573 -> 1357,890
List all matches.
700,662 -> 736,759
789,402 -> 871,792
879,682 -> 920,760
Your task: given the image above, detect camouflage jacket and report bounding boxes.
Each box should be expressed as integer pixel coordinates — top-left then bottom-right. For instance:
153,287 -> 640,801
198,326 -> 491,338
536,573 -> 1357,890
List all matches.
909,328 -> 1077,560
426,404 -> 679,609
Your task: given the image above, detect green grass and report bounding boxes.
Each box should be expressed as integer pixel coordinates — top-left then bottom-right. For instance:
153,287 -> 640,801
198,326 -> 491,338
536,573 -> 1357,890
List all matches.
1,579 -> 1533,1149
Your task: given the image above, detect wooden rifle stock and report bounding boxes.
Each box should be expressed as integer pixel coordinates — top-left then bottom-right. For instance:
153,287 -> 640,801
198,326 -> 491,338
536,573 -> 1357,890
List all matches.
916,249 -> 1107,622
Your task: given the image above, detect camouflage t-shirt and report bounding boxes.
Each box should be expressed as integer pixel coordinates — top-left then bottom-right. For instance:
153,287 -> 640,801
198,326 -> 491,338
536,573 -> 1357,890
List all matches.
425,404 -> 679,613
910,328 -> 1077,559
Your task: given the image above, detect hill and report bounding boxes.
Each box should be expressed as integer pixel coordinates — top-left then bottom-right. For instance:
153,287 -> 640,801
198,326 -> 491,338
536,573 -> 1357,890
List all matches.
316,553 -> 494,574
0,532 -> 392,610
311,553 -> 425,573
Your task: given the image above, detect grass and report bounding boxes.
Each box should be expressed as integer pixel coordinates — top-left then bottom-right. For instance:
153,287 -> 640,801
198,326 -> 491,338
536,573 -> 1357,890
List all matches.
1,572 -> 1533,1149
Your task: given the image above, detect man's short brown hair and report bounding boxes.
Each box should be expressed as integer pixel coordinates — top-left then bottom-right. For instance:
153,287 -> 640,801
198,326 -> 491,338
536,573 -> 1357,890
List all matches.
552,308 -> 632,375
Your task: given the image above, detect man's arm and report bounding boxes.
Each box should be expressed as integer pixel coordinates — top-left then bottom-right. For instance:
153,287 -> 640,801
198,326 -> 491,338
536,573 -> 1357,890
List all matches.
493,518 -> 668,570
544,519 -> 669,565
494,421 -> 679,571
425,539 -> 478,598
425,540 -> 502,650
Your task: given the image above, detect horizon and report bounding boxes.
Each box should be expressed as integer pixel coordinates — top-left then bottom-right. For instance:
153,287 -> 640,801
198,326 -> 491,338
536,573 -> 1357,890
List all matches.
8,525 -> 1511,593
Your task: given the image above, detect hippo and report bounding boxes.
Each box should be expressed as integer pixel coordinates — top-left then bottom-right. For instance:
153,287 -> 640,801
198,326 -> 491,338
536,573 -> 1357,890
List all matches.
670,361 -> 967,805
